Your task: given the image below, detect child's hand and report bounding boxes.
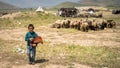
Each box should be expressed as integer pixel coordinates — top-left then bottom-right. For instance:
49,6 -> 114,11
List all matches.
30,38 -> 34,41
32,44 -> 36,46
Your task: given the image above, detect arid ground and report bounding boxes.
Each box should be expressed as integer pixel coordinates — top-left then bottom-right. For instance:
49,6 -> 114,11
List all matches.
0,8 -> 120,68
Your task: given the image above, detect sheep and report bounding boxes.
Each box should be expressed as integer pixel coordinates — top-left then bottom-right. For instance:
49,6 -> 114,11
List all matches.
80,21 -> 89,32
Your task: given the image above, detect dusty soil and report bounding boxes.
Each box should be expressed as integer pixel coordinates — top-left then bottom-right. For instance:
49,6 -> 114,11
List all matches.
12,63 -> 91,68
0,26 -> 120,68
0,26 -> 120,47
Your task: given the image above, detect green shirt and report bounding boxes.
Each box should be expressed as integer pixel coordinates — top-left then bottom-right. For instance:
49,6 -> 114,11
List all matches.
25,31 -> 38,46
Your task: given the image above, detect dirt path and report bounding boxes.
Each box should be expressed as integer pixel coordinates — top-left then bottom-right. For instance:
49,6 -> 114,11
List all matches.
0,26 -> 120,47
12,63 -> 91,68
12,64 -> 40,68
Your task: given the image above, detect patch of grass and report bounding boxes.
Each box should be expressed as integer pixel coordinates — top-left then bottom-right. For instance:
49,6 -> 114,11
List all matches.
59,28 -> 79,33
36,43 -> 120,68
0,18 -> 15,28
0,39 -> 120,67
0,11 -> 63,28
0,39 -> 27,66
103,12 -> 120,24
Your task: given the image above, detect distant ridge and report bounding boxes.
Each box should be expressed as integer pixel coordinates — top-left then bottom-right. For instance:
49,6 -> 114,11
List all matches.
53,1 -> 81,8
53,0 -> 120,9
79,0 -> 120,7
0,1 -> 18,9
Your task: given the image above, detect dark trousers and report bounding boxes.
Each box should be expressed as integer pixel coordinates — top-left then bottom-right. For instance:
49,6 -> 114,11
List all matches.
27,46 -> 36,62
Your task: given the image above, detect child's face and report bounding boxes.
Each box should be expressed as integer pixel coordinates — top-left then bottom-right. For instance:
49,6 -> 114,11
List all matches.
28,26 -> 34,32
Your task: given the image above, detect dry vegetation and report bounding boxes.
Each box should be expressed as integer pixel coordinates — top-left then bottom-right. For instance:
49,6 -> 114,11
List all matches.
0,9 -> 120,68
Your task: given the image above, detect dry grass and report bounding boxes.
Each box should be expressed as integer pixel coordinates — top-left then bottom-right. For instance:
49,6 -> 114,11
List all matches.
0,9 -> 120,68
0,39 -> 120,68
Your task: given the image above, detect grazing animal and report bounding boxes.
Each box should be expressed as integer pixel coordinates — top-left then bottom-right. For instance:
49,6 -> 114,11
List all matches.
107,20 -> 116,28
80,21 -> 89,32
51,18 -> 116,32
91,19 -> 99,31
62,19 -> 71,28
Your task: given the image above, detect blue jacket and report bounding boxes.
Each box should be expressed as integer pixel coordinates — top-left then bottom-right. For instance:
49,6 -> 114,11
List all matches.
25,31 -> 38,46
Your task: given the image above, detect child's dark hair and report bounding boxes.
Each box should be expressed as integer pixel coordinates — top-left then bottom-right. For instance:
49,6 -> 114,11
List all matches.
28,24 -> 34,29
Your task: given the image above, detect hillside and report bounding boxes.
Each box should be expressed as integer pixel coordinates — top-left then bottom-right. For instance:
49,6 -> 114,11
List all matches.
0,1 -> 17,9
53,1 -> 81,8
52,0 -> 120,9
79,0 -> 120,6
0,0 -> 80,8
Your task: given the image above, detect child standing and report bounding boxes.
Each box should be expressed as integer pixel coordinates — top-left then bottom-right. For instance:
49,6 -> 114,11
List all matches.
25,24 -> 38,65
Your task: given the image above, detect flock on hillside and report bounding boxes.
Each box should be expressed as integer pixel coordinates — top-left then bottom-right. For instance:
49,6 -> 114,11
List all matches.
50,19 -> 116,32
57,7 -> 103,18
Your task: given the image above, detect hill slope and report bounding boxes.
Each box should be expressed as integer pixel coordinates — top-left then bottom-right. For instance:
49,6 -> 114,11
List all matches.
54,1 -> 81,8
0,1 -> 17,9
53,0 -> 120,8
0,0 -> 80,8
79,0 -> 120,6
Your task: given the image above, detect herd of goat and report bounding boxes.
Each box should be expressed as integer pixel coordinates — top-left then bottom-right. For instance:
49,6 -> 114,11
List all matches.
50,18 -> 116,32
78,13 -> 102,18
